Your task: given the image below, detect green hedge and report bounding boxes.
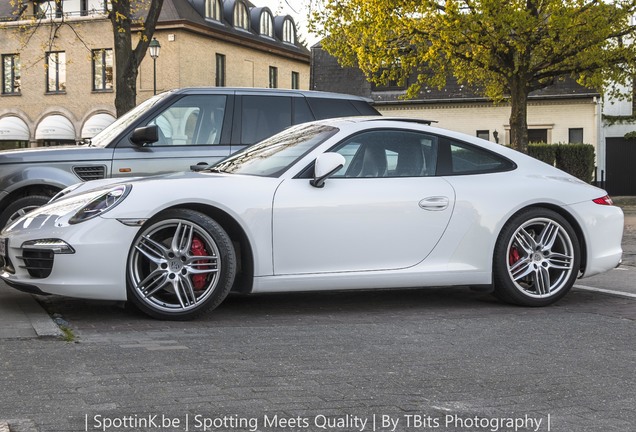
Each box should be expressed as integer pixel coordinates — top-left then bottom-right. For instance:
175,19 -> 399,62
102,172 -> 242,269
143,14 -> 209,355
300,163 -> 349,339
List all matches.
528,142 -> 595,184
527,143 -> 557,165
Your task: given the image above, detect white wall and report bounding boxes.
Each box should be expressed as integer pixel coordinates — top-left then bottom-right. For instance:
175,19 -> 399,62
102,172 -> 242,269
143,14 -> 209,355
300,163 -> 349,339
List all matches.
377,98 -> 598,147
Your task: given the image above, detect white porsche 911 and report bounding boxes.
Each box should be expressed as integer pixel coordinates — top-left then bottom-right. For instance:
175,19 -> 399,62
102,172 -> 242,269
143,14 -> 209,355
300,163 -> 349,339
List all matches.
0,118 -> 624,320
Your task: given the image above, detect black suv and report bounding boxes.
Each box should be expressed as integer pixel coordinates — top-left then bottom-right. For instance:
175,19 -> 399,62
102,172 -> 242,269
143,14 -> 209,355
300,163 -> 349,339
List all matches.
0,88 -> 379,227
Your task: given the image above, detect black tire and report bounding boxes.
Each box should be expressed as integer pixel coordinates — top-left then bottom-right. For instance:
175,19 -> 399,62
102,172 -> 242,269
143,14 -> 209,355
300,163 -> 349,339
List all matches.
126,209 -> 236,320
0,195 -> 52,229
493,207 -> 580,306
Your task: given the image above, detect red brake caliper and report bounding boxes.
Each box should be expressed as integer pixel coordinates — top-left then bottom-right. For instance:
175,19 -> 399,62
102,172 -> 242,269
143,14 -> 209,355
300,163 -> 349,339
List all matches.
509,247 -> 521,266
190,237 -> 209,290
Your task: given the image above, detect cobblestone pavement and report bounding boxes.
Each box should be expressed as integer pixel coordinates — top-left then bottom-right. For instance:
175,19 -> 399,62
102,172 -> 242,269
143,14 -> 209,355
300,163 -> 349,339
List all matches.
1,287 -> 635,432
0,200 -> 634,432
622,212 -> 636,266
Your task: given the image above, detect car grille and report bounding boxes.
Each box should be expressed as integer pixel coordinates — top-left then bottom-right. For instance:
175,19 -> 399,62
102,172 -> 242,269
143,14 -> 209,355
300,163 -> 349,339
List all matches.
18,249 -> 54,278
73,165 -> 106,181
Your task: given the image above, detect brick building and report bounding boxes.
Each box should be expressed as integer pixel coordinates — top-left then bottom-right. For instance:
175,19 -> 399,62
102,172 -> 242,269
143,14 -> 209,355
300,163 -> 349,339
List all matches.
0,0 -> 310,148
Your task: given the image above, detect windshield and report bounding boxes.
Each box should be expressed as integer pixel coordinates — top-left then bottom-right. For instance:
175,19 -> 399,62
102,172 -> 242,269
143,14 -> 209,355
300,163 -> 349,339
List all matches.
88,92 -> 174,147
211,123 -> 338,177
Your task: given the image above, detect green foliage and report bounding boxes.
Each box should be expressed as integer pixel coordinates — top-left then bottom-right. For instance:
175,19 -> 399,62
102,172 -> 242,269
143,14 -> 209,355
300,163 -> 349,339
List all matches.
603,115 -> 636,126
555,144 -> 596,184
528,143 -> 595,183
527,143 -> 557,166
624,131 -> 636,140
312,1 -> 636,152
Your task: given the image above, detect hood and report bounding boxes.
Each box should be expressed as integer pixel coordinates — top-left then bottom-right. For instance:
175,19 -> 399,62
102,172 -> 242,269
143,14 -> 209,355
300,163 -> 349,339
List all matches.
7,171 -> 282,232
0,145 -> 114,165
58,171 -> 212,200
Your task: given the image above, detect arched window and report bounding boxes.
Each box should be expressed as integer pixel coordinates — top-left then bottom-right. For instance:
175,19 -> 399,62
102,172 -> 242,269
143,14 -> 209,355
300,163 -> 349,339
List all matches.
205,0 -> 222,21
234,1 -> 249,30
260,11 -> 273,37
282,18 -> 295,44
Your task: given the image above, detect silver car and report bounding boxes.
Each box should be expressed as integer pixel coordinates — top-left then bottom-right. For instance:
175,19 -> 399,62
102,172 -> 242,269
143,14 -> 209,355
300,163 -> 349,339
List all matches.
0,88 -> 379,227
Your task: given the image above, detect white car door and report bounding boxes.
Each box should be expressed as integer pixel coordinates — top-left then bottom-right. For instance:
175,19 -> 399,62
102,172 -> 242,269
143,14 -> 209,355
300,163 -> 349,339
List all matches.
272,129 -> 456,275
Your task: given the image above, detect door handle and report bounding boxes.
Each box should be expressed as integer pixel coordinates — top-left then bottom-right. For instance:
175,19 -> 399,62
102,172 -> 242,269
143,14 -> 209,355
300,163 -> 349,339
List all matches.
419,196 -> 449,211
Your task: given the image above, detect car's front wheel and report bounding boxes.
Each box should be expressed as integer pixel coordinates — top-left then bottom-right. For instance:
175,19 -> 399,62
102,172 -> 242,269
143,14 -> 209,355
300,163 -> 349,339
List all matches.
0,195 -> 52,229
493,208 -> 580,306
127,209 -> 236,320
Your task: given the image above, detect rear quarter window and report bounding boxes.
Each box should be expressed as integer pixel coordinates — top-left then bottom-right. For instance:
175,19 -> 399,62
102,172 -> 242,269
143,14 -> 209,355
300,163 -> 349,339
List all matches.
307,97 -> 362,119
438,139 -> 515,175
351,100 -> 380,115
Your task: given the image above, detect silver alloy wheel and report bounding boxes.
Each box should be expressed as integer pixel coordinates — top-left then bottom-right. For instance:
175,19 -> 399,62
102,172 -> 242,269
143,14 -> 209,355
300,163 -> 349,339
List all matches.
128,218 -> 221,313
505,217 -> 575,298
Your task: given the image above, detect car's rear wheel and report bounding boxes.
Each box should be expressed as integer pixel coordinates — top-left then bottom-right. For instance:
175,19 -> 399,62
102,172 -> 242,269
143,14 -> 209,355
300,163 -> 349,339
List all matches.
127,209 -> 236,320
0,195 -> 51,229
493,208 -> 580,306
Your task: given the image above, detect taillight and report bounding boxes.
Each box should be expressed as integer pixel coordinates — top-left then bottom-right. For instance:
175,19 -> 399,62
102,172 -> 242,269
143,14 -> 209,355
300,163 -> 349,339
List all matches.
593,195 -> 614,206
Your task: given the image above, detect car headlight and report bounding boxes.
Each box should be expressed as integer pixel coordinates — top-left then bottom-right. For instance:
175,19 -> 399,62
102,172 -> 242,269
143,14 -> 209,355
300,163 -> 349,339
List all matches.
69,184 -> 131,224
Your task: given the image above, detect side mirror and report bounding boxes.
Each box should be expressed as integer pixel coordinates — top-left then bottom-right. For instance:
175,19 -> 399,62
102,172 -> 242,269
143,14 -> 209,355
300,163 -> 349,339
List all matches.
130,125 -> 159,146
310,152 -> 346,188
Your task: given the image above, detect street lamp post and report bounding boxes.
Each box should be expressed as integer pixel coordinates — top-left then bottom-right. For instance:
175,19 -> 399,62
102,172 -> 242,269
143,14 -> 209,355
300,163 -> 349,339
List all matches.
149,37 -> 161,95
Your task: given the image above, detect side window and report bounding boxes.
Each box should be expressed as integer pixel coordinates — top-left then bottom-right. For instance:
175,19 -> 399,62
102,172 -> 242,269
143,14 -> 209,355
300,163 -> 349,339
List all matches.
446,140 -> 514,174
241,96 -> 292,144
145,95 -> 227,145
351,100 -> 380,116
293,97 -> 314,125
307,97 -> 360,120
330,130 -> 438,178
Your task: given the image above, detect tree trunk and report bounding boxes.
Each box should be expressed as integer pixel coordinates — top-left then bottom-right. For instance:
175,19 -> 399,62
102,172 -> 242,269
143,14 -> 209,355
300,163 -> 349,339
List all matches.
112,26 -> 139,117
508,75 -> 530,154
109,0 -> 164,117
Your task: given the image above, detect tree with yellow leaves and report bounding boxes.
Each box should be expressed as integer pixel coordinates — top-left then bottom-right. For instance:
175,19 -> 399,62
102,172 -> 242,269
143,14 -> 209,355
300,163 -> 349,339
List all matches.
312,0 -> 636,152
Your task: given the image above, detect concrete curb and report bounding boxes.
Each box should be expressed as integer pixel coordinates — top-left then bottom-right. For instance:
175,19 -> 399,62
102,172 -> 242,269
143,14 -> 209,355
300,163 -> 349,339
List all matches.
18,296 -> 62,339
0,419 -> 39,432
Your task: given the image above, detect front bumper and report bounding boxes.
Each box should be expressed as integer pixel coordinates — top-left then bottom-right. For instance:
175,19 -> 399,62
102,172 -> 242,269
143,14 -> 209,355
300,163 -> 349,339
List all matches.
1,217 -> 139,301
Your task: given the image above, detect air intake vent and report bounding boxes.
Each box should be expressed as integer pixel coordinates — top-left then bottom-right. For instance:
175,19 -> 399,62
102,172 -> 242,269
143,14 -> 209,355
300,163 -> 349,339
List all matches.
73,165 -> 106,181
19,250 -> 54,278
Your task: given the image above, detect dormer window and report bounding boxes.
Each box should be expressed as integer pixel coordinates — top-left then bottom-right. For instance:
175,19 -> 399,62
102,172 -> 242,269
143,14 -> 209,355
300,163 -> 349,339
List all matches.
260,11 -> 273,37
35,0 -> 107,18
234,1 -> 249,30
36,1 -> 62,18
282,18 -> 295,44
205,0 -> 222,21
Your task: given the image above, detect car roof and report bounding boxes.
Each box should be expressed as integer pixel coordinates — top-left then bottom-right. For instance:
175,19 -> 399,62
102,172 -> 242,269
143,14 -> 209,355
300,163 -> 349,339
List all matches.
316,116 -> 438,126
169,87 -> 374,103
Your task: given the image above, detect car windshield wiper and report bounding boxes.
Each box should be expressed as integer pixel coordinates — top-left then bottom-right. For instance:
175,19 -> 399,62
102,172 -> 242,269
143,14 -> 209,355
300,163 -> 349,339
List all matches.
204,167 -> 226,174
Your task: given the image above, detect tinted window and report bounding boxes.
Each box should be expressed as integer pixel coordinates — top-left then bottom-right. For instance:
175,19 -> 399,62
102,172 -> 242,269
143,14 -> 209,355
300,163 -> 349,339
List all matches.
351,100 -> 380,116
331,130 -> 438,178
307,97 -> 360,120
446,140 -> 514,175
293,97 -> 314,124
241,95 -> 292,144
146,95 -> 227,146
